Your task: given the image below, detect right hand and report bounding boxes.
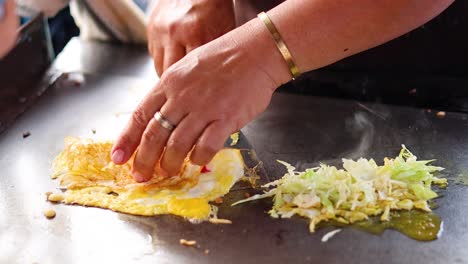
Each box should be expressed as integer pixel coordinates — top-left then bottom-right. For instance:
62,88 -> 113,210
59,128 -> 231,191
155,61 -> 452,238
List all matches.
147,0 -> 236,76
112,18 -> 291,181
0,0 -> 19,58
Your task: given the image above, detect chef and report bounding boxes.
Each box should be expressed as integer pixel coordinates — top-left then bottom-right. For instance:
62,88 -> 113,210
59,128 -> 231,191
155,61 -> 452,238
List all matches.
111,0 -> 455,182
0,0 -> 457,182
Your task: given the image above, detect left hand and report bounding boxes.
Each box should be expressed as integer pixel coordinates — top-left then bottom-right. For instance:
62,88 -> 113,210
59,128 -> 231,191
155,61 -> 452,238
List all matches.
111,19 -> 290,181
147,0 -> 236,76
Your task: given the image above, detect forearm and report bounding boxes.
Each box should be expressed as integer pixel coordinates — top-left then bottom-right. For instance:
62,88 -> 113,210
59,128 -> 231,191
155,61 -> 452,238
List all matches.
223,0 -> 454,87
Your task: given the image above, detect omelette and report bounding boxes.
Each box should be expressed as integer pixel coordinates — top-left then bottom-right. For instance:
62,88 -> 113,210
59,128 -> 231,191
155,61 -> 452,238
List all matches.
47,137 -> 245,221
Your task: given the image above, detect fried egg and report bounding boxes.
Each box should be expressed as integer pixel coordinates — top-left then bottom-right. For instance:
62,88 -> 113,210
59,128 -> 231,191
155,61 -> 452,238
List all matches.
48,137 -> 245,221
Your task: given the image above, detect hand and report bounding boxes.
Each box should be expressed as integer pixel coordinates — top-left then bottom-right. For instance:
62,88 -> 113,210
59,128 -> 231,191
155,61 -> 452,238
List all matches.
112,19 -> 290,182
0,0 -> 19,58
147,0 -> 236,76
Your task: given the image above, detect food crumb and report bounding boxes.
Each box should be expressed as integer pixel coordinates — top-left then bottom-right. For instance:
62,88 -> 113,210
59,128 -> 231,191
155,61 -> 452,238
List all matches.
43,208 -> 56,219
209,218 -> 232,224
47,193 -> 65,202
179,239 -> 197,247
321,229 -> 342,242
204,249 -> 210,255
91,129 -> 96,134
436,111 -> 446,118
22,131 -> 31,138
214,197 -> 223,204
244,192 -> 251,198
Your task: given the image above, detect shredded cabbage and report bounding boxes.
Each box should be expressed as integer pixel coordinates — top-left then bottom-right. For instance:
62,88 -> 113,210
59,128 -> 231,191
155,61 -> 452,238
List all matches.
232,145 -> 446,232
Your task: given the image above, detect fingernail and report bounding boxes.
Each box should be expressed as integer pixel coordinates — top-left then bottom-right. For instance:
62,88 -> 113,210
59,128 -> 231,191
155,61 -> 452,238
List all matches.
133,171 -> 146,183
112,149 -> 125,164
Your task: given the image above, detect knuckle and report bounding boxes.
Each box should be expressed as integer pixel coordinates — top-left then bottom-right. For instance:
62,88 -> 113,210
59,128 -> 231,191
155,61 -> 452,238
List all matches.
160,69 -> 178,86
133,161 -> 150,177
131,108 -> 149,130
159,75 -> 172,89
147,21 -> 156,37
142,126 -> 160,144
116,133 -> 133,149
166,137 -> 189,154
132,158 -> 145,171
167,21 -> 180,38
151,15 -> 164,31
160,159 -> 177,174
200,143 -> 218,156
132,153 -> 147,171
133,154 -> 157,178
191,156 -> 205,166
193,142 -> 218,164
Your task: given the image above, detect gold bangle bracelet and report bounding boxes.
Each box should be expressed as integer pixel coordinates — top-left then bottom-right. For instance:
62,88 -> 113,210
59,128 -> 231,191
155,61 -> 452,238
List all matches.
258,11 -> 300,80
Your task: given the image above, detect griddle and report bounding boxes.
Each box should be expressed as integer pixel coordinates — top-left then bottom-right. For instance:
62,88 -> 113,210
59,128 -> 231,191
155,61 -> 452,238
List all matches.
0,39 -> 467,264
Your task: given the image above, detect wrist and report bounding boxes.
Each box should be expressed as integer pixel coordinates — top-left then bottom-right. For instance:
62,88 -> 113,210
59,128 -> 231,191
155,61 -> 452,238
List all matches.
221,15 -> 293,90
246,17 -> 293,88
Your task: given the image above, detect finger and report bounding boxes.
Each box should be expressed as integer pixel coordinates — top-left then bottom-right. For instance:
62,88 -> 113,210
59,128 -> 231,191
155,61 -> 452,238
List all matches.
163,44 -> 186,72
190,120 -> 233,166
5,0 -> 18,27
111,91 -> 166,165
5,0 -> 15,18
153,48 -> 164,77
131,102 -> 187,181
160,113 -> 208,176
131,118 -> 171,182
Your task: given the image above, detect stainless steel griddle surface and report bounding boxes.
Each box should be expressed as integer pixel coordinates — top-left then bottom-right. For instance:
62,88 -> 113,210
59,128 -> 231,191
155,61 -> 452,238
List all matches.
1,39 -> 467,264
